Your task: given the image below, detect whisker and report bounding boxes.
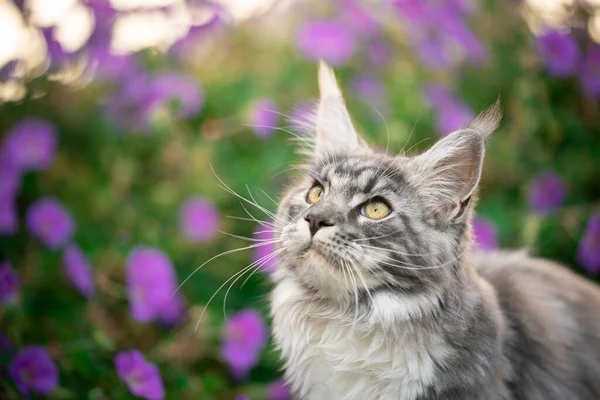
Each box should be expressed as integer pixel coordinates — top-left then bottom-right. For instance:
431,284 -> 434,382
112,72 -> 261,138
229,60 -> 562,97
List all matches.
225,215 -> 277,228
210,163 -> 286,225
222,247 -> 286,317
359,243 -> 434,257
260,189 -> 292,220
172,240 -> 281,296
219,230 -> 282,243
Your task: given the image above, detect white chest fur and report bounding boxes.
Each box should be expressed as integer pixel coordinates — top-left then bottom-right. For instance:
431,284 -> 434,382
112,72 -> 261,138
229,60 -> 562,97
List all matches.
271,279 -> 449,400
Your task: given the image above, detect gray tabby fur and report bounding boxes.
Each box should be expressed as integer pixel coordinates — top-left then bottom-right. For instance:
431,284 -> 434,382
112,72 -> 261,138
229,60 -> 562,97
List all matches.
268,63 -> 600,400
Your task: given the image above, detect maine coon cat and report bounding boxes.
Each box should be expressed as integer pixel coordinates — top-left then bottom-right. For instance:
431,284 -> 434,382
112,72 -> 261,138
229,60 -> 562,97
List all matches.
268,63 -> 600,400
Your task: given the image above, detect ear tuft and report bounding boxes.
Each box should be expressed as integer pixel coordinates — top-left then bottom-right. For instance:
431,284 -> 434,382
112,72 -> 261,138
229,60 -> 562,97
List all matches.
410,130 -> 486,223
466,98 -> 502,138
318,61 -> 342,98
315,61 -> 360,153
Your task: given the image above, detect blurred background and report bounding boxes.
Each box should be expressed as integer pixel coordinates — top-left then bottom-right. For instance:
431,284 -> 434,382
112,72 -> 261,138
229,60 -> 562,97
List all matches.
1,0 -> 599,399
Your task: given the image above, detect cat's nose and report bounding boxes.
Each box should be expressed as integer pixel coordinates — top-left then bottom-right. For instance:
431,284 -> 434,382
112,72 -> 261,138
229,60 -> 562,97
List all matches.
304,213 -> 335,237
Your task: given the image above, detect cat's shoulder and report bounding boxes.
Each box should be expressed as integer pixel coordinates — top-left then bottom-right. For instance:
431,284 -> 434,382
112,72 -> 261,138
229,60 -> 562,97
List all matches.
472,249 -> 600,300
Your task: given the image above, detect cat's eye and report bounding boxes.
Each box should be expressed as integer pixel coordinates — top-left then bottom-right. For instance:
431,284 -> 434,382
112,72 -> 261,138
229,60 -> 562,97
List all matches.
361,199 -> 391,220
307,184 -> 325,204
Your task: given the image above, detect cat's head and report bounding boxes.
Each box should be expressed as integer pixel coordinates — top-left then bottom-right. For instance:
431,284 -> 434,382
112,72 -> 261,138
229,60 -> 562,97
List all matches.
274,62 -> 501,300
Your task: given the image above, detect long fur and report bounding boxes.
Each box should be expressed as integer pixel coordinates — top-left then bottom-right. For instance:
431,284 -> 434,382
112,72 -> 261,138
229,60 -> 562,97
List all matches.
268,64 -> 600,400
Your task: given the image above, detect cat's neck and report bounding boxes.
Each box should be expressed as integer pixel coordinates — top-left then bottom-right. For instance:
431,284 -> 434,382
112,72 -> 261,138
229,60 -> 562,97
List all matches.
272,255 -> 502,335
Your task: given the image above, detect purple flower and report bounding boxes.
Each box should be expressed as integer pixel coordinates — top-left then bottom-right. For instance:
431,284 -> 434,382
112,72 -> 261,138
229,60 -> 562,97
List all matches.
247,99 -> 279,139
528,171 -> 568,214
0,60 -> 18,82
340,0 -> 380,37
0,330 -> 12,353
63,244 -> 95,298
578,215 -> 600,277
2,118 -> 57,172
296,20 -> 356,66
158,293 -> 186,327
9,346 -> 59,396
471,217 -> 498,251
126,247 -> 183,324
424,84 -> 474,135
115,350 -> 165,400
581,45 -> 600,98
42,27 -> 72,68
0,260 -> 19,303
87,47 -> 140,82
236,397 -> 251,400
86,0 -> 117,50
221,308 -> 267,380
105,72 -> 204,133
365,39 -> 392,66
251,225 -> 280,273
172,2 -> 228,59
0,197 -> 18,236
535,30 -> 580,77
150,73 -> 205,118
267,379 -> 291,400
351,75 -> 389,116
394,1 -> 485,68
179,197 -> 219,243
0,162 -> 21,200
26,197 -> 74,250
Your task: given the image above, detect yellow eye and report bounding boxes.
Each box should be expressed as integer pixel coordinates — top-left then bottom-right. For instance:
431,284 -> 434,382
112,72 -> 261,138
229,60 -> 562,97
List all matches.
362,200 -> 391,220
307,184 -> 325,204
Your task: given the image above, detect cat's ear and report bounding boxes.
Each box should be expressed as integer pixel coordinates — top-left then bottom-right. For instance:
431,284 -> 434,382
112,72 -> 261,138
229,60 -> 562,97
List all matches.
315,61 -> 360,153
410,101 -> 502,223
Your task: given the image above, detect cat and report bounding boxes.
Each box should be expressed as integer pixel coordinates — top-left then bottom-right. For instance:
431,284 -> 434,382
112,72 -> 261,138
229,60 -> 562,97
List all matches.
268,62 -> 600,400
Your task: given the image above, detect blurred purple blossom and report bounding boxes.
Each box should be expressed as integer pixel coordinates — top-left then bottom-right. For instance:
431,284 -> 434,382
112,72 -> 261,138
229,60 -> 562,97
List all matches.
366,39 -> 392,66
394,0 -> 485,68
527,171 -> 568,214
296,20 -> 356,66
179,197 -> 219,243
42,28 -> 72,68
221,308 -> 267,380
267,379 -> 292,400
105,72 -> 204,133
248,99 -> 279,139
86,0 -> 117,50
2,118 -> 57,172
115,350 -> 165,400
251,225 -> 280,273
0,260 -> 19,304
126,247 -> 184,325
581,46 -> 600,98
26,197 -> 74,250
471,217 -> 498,251
578,215 -> 600,276
173,1 -> 229,59
87,47 -> 140,82
12,0 -> 25,12
0,330 -> 12,353
0,162 -> 21,200
158,293 -> 186,327
351,74 -> 389,116
0,60 -> 18,82
340,0 -> 380,37
63,244 -> 95,298
9,346 -> 59,396
424,84 -> 474,135
0,197 -> 18,236
535,30 -> 580,77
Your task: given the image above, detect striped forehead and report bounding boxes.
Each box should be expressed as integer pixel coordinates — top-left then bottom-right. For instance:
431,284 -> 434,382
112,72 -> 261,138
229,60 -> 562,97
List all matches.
312,154 -> 404,195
